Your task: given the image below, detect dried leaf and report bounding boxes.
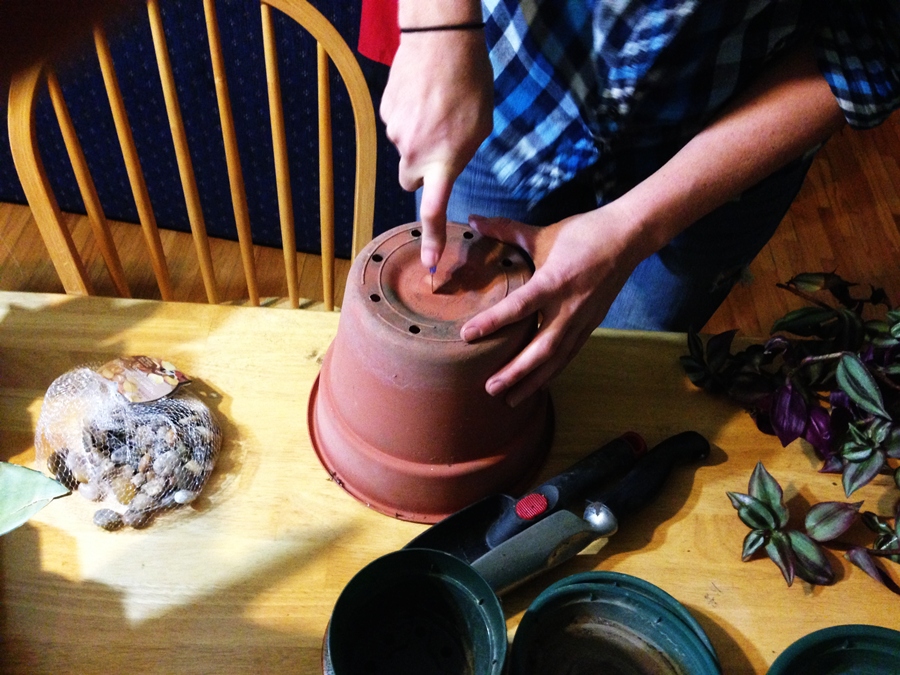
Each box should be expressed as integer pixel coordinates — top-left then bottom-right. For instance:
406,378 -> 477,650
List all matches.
748,462 -> 788,527
0,463 -> 70,536
787,273 -> 835,293
805,501 -> 862,542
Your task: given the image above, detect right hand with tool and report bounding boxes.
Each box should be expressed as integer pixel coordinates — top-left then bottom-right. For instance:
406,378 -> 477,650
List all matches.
380,0 -> 494,270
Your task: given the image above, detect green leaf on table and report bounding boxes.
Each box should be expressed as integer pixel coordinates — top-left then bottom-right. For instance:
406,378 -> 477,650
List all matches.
861,511 -> 894,537
0,463 -> 70,536
771,306 -> 839,338
787,530 -> 835,585
805,501 -> 862,542
742,529 -> 767,561
728,491 -> 778,530
765,530 -> 795,586
748,462 -> 788,527
846,547 -> 900,595
835,353 -> 889,419
705,329 -> 737,373
842,449 -> 886,496
679,355 -> 709,387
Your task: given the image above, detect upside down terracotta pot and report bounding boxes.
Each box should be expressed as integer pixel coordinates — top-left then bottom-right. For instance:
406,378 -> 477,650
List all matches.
309,222 -> 553,522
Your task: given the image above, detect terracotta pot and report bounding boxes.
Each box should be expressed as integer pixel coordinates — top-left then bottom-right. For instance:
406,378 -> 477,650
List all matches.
309,222 -> 553,522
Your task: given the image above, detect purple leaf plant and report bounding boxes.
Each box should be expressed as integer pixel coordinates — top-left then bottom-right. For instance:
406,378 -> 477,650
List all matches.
683,273 -> 900,592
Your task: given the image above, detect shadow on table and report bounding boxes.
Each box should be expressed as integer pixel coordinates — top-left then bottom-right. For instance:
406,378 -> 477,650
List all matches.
0,519 -> 350,673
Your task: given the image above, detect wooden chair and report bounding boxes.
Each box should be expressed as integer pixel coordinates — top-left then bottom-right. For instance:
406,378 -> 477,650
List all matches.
7,0 -> 376,310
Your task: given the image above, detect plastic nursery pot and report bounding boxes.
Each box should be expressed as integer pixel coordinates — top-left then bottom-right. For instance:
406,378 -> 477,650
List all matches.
309,222 -> 554,522
322,548 -> 507,675
767,624 -> 900,675
509,571 -> 721,675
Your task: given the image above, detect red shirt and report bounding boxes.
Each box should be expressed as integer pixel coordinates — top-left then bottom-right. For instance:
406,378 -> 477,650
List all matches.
358,0 -> 399,66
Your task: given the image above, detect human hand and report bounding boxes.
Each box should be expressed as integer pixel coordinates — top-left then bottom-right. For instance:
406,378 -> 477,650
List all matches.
380,30 -> 493,268
461,209 -> 645,407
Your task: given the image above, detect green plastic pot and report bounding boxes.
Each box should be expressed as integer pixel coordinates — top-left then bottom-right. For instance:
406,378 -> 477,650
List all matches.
509,571 -> 720,675
768,624 -> 900,675
322,548 -> 507,675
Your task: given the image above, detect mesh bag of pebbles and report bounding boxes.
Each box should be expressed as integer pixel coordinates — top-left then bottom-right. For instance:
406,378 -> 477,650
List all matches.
34,357 -> 221,530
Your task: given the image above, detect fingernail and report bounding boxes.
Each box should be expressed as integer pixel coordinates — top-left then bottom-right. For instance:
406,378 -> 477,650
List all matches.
421,249 -> 439,269
462,326 -> 481,342
485,378 -> 503,397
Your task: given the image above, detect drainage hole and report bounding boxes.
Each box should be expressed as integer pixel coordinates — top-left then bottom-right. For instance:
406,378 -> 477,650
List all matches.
501,258 -> 513,267
463,230 -> 474,239
411,229 -> 421,237
408,325 -> 421,334
369,294 -> 381,302
371,253 -> 383,263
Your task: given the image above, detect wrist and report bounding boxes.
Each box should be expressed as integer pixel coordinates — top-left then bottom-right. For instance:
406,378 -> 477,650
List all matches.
595,195 -> 666,267
400,21 -> 484,34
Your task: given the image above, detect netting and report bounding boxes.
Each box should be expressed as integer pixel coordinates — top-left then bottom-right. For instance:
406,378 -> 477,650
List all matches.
35,357 -> 221,530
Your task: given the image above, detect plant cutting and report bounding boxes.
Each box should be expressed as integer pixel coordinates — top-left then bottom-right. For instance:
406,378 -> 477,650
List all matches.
681,273 -> 900,592
0,461 -> 69,536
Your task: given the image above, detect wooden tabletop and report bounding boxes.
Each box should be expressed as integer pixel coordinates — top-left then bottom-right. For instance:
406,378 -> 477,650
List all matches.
0,291 -> 896,674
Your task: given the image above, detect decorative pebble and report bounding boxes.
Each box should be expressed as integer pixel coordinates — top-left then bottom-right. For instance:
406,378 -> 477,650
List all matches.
54,462 -> 79,492
110,475 -> 137,504
152,450 -> 180,477
78,482 -> 102,501
129,493 -> 153,512
141,477 -> 166,497
173,490 -> 198,505
36,370 -> 221,530
122,508 -> 153,529
93,509 -> 124,531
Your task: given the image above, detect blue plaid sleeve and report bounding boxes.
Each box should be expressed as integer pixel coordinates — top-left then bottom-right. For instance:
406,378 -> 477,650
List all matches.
814,0 -> 900,128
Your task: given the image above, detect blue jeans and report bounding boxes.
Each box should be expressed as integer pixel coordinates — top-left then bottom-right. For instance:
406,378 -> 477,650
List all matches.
428,150 -> 815,332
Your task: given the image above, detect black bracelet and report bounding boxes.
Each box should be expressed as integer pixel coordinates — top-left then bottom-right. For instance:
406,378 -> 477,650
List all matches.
399,21 -> 485,34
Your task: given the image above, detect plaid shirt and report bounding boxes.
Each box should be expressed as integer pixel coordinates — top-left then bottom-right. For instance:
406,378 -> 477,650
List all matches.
481,0 -> 900,204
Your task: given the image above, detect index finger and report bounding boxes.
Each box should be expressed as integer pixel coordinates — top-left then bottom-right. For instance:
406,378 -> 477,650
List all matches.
418,167 -> 455,269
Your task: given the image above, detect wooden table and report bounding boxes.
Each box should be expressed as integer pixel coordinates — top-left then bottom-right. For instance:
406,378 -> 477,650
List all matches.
0,291 -> 896,673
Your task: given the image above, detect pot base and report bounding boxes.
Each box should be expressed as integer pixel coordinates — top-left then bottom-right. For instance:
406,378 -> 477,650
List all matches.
309,371 -> 553,523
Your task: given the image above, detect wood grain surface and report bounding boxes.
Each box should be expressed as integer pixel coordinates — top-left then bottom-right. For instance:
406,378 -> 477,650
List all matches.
0,291 -> 896,674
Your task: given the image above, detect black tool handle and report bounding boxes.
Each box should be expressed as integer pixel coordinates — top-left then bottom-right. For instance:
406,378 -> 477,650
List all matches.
590,430 -> 710,520
485,432 -> 645,548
